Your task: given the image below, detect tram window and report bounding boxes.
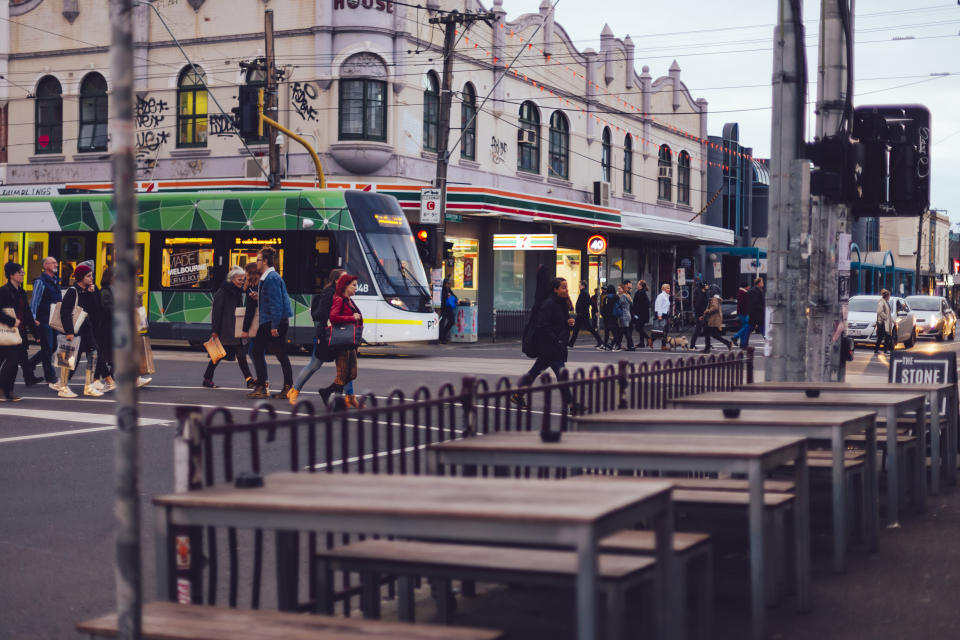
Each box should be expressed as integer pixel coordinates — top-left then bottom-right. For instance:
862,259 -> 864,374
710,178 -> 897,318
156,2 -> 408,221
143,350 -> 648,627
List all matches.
228,236 -> 284,276
59,235 -> 91,282
335,231 -> 374,296
99,241 -> 146,290
25,238 -> 45,282
303,233 -> 334,292
1,240 -> 18,265
160,237 -> 214,289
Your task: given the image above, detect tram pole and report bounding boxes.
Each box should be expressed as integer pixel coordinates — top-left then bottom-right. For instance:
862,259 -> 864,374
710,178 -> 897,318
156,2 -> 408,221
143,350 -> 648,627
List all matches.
265,10 -> 280,190
110,0 -> 143,638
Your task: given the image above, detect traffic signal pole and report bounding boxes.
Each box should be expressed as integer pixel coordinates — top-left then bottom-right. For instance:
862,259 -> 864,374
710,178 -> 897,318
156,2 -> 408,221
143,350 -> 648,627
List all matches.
264,10 -> 280,190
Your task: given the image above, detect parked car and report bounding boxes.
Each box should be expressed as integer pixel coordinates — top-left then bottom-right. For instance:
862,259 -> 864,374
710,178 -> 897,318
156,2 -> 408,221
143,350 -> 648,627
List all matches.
905,295 -> 956,341
720,298 -> 740,334
846,295 -> 917,348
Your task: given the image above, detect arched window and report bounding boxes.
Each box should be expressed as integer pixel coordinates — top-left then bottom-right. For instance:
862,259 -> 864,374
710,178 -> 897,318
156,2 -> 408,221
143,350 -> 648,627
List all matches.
677,151 -> 691,205
339,53 -> 387,142
242,62 -> 268,144
623,134 -> 633,193
423,71 -> 440,152
658,144 -> 672,201
77,73 -> 108,153
35,75 -> 62,154
518,101 -> 540,173
601,127 -> 612,183
177,66 -> 208,148
548,111 -> 569,179
460,83 -> 477,160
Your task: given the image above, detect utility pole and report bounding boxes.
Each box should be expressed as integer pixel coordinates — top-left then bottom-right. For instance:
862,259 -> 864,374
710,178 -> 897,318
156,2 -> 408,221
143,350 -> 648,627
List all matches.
109,0 -> 142,638
808,0 -> 853,381
429,9 -> 497,271
766,0 -> 810,383
916,211 -> 926,294
264,10 -> 279,190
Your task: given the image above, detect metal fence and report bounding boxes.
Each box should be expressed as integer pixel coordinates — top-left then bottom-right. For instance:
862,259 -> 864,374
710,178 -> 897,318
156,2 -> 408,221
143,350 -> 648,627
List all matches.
491,309 -> 527,341
170,348 -> 754,613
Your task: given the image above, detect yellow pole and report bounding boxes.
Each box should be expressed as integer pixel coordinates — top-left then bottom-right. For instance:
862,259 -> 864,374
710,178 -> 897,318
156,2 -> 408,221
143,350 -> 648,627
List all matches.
257,88 -> 326,188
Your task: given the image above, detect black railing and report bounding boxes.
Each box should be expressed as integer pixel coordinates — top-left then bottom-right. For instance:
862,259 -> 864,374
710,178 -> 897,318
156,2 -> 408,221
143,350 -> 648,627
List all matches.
170,348 -> 754,613
491,309 -> 526,341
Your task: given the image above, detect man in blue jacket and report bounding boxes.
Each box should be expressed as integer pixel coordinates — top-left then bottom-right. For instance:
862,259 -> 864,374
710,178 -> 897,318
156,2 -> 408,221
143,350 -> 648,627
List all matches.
29,256 -> 62,386
248,246 -> 293,400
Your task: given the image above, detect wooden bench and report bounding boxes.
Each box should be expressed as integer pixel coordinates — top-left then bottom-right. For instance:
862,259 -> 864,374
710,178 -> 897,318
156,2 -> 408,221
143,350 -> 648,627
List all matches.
77,601 -> 502,640
669,477 -> 796,493
315,539 -> 659,640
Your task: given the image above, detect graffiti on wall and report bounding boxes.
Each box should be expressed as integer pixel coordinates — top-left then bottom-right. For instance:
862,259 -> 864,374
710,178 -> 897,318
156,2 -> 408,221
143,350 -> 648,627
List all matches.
209,114 -> 238,138
490,136 -> 507,165
291,82 -> 319,122
135,95 -> 171,174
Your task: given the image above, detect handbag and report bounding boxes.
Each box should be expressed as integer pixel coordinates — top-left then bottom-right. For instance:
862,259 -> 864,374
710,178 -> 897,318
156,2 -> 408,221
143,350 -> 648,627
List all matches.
328,323 -> 358,352
54,334 -> 81,370
0,308 -> 20,346
137,335 -> 156,375
203,335 -> 227,364
48,301 -> 87,335
235,307 -> 259,338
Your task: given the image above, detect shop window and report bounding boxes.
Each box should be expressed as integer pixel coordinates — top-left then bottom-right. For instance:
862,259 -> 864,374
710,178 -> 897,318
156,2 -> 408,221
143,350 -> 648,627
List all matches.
423,71 -> 440,152
518,101 -> 540,174
229,236 -> 284,277
160,237 -> 215,289
445,237 -> 479,301
556,248 -> 581,291
601,127 -> 612,183
78,72 -> 108,152
177,66 -> 208,148
493,250 -> 525,310
35,75 -> 63,154
548,111 -> 569,179
460,83 -> 477,161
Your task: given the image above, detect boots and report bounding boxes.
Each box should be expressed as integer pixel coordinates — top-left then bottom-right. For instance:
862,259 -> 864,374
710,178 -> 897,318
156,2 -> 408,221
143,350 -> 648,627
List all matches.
247,384 -> 269,399
344,394 -> 365,409
318,383 -> 343,406
57,367 -> 77,398
83,369 -> 104,397
287,388 -> 300,406
272,384 -> 292,400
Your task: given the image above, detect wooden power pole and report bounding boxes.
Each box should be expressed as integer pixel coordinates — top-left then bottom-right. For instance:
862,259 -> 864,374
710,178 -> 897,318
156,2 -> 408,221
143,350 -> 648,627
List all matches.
265,10 -> 279,190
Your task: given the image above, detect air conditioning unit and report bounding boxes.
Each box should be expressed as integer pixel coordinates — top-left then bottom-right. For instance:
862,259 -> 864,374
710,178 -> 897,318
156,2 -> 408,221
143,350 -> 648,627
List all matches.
593,181 -> 611,207
517,129 -> 536,145
245,157 -> 267,178
658,165 -> 673,180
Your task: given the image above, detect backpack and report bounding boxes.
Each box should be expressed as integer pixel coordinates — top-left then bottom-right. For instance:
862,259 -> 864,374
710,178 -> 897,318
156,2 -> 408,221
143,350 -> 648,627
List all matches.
521,306 -> 541,359
601,294 -> 619,318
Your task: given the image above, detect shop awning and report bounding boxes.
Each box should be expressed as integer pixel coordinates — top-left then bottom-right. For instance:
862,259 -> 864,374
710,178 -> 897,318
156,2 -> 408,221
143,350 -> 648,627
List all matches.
619,210 -> 735,245
703,246 -> 766,258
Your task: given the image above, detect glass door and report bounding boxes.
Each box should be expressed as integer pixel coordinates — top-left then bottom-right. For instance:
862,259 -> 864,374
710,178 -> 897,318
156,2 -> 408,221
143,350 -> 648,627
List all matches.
0,232 -> 23,268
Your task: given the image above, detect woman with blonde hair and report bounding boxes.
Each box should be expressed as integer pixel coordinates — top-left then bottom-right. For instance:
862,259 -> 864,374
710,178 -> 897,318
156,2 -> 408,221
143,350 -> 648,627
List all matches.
202,266 -> 254,388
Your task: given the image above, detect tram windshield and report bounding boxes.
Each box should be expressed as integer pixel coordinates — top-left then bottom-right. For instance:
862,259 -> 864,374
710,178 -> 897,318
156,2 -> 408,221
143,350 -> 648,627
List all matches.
346,191 -> 432,312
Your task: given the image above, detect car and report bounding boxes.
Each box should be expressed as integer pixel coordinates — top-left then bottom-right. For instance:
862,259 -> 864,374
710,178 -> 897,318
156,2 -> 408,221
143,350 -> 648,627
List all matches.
846,295 -> 917,349
720,298 -> 740,335
905,295 -> 956,341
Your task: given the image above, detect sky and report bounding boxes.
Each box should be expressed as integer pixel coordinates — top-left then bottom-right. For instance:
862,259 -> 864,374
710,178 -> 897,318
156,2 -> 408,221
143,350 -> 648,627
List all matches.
498,0 -> 960,225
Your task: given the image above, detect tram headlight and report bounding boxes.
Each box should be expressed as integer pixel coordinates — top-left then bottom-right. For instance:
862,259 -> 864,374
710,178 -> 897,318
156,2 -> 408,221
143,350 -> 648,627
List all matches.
387,297 -> 409,311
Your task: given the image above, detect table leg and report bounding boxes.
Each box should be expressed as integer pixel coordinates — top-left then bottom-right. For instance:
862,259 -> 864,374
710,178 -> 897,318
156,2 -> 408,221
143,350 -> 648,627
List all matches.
748,460 -> 766,640
275,530 -> 299,611
929,392 -> 941,496
866,421 -> 880,553
915,405 -> 927,512
576,528 -> 599,640
886,405 -> 900,528
950,388 -> 958,486
653,498 -> 677,640
831,430 -> 846,573
792,446 -> 810,612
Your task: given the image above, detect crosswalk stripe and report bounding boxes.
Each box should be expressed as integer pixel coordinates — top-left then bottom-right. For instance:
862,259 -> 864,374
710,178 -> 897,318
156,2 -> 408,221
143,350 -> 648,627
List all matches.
0,408 -> 168,425
0,424 -> 165,444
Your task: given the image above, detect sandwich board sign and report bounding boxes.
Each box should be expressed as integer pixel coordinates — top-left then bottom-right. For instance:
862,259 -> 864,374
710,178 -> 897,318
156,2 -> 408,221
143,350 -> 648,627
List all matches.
888,351 -> 956,413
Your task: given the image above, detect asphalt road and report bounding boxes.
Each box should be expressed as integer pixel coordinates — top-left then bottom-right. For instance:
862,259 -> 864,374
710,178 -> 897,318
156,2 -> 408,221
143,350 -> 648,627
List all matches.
0,335 -> 956,639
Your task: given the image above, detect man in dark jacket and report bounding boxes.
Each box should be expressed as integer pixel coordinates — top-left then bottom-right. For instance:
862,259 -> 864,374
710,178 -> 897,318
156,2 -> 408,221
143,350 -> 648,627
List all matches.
688,282 -> 709,350
631,280 -> 651,348
748,277 -> 765,342
568,280 -> 603,349
28,256 -> 61,385
0,262 -> 39,401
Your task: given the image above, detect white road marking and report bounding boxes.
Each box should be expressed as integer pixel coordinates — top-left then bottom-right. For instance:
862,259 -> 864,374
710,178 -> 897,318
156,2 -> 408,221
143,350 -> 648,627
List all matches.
0,408 -> 169,425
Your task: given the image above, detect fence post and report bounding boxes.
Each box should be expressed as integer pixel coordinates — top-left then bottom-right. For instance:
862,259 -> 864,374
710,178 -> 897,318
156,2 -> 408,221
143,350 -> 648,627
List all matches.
746,347 -> 755,384
617,360 -> 629,410
172,406 -> 205,605
491,309 -> 497,342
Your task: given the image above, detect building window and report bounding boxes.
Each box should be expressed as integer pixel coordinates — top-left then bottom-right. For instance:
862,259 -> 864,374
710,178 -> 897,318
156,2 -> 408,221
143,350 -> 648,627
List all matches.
677,151 -> 691,205
423,71 -> 440,152
177,66 -> 208,148
35,75 -> 62,154
460,83 -> 477,161
339,79 -> 387,141
78,73 -> 107,153
658,144 -> 672,201
517,101 -> 540,174
548,111 -> 569,179
623,134 -> 633,194
601,127 -> 612,183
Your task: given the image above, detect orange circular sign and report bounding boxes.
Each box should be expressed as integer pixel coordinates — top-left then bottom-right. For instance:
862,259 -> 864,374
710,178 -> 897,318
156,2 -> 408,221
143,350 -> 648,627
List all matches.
587,235 -> 607,255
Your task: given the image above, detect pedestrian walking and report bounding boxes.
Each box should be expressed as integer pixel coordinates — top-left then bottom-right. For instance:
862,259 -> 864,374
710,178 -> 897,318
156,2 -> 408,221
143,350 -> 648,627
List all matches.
318,273 -> 364,408
875,289 -> 893,354
701,293 -> 733,353
632,280 -> 651,348
57,264 -> 102,397
689,282 -> 709,351
28,256 -> 60,386
93,267 -> 116,392
617,282 -> 635,350
568,280 -> 603,349
733,282 -> 751,347
202,266 -> 254,389
439,278 -> 457,343
599,284 -> 621,351
511,276 -> 583,414
654,283 -> 672,350
590,287 -> 601,331
238,262 -> 260,390
247,246 -> 293,400
288,268 -> 349,405
748,277 -> 765,340
0,262 -> 38,401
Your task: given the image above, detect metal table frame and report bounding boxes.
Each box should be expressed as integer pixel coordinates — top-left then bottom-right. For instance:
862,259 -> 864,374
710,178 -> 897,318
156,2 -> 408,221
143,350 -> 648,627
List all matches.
154,473 -> 674,640
428,433 -> 809,640
570,409 -> 877,574
673,391 -> 925,528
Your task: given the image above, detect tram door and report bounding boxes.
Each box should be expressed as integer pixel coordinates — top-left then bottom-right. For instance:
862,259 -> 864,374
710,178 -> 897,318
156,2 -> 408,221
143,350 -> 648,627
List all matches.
96,232 -> 151,306
0,233 -> 47,290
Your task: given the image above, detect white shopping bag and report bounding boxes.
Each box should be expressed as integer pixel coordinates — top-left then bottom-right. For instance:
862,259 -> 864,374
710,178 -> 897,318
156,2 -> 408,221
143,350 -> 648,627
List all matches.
54,334 -> 81,370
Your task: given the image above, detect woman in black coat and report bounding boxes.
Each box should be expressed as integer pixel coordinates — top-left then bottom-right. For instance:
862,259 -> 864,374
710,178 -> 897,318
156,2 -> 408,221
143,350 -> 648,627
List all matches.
57,263 -> 101,397
93,266 -> 116,391
287,267 -> 344,405
0,262 -> 38,401
632,280 -> 651,347
202,266 -> 253,388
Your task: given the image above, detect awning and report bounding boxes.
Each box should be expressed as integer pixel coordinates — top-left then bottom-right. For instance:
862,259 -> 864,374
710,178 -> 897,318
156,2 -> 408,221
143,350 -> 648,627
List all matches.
703,246 -> 766,258
620,211 -> 735,245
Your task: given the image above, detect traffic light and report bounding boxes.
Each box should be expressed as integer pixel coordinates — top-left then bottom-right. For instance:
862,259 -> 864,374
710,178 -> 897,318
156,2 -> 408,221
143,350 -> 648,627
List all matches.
411,225 -> 436,266
953,259 -> 959,275
234,85 -> 262,138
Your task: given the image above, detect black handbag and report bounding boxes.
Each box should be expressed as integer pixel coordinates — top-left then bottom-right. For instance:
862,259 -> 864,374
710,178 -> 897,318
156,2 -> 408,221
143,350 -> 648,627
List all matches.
328,323 -> 358,352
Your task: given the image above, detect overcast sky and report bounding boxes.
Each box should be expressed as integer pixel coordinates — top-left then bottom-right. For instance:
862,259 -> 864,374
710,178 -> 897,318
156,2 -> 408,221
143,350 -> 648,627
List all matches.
500,0 -> 960,224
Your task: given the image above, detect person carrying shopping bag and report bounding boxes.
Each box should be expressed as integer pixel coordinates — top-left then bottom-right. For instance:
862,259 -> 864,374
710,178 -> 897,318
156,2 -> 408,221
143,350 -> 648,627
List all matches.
288,268 -> 344,405
57,264 -> 102,398
0,262 -> 39,402
202,266 -> 254,388
318,273 -> 363,408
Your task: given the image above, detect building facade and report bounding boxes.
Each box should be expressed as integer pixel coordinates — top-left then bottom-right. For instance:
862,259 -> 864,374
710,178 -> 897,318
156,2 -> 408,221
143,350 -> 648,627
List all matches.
0,0 -> 731,336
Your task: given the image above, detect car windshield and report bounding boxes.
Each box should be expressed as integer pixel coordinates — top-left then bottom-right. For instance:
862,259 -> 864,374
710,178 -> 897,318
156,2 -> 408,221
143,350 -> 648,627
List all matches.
905,297 -> 940,311
848,298 -> 880,313
346,191 -> 432,313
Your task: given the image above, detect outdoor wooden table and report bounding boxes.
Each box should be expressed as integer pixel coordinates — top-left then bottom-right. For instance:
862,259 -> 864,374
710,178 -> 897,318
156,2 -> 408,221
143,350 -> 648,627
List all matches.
672,390 -> 926,528
741,381 -> 958,493
570,407 -> 878,573
428,431 -> 809,640
153,472 -> 674,640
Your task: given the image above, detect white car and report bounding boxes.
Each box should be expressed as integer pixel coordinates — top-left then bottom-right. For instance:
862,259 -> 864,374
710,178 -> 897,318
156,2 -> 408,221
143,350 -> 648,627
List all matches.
905,295 -> 957,341
846,295 -> 917,349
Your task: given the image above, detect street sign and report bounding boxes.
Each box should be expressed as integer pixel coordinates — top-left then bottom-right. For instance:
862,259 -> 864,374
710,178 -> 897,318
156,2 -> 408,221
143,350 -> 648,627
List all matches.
445,213 -> 462,223
888,351 -> 957,385
676,267 -> 686,286
587,235 -> 607,255
420,188 -> 441,224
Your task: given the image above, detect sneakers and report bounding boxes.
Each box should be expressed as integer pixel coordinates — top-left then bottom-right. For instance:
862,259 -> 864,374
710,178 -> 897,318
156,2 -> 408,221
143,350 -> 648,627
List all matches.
287,388 -> 300,406
247,385 -> 269,399
611,346 -> 623,353
272,384 -> 292,400
244,377 -> 257,389
136,376 -> 152,388
594,343 -> 605,351
24,375 -> 44,387
83,384 -> 104,397
201,379 -> 219,389
625,347 -> 637,352
49,381 -> 64,392
100,380 -> 117,393
58,386 -> 79,398
1,392 -> 22,402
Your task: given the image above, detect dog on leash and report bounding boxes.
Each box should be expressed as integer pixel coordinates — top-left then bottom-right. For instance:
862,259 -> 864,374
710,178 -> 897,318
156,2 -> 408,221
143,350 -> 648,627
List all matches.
664,335 -> 690,351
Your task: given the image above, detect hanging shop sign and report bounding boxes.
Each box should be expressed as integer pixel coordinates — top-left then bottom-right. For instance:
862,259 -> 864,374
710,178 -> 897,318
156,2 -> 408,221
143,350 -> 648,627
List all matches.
493,234 -> 557,251
586,235 -> 608,255
740,258 -> 768,274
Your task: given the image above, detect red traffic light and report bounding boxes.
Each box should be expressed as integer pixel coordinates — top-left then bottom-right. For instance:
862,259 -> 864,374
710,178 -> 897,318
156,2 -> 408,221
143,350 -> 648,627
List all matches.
416,229 -> 430,242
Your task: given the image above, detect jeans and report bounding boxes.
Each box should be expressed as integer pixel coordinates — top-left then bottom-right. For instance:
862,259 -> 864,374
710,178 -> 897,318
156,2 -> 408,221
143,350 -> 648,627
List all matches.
733,314 -> 751,347
689,319 -> 705,349
252,321 -> 293,388
28,323 -> 57,382
293,339 -> 355,394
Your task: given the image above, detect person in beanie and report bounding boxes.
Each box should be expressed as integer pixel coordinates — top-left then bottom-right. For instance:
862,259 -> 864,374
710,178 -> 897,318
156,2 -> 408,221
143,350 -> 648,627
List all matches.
247,246 -> 293,400
28,256 -> 60,385
0,262 -> 39,401
57,263 -> 102,397
318,273 -> 364,408
202,266 -> 253,388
